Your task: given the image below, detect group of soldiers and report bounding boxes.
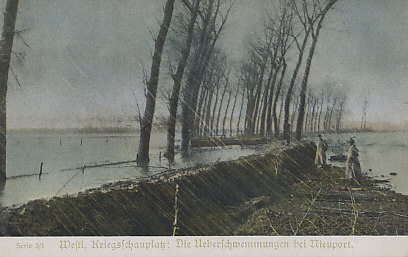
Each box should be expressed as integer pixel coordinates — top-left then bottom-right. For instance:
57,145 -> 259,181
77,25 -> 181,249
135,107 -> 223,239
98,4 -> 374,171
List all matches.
315,135 -> 362,183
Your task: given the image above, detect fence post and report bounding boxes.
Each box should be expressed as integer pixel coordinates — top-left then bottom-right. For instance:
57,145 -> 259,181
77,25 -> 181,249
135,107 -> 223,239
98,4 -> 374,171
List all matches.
39,162 -> 43,179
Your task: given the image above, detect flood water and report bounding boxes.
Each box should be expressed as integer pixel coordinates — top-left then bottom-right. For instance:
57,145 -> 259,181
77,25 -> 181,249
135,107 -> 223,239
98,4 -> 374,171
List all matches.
2,130 -> 407,207
0,130 -> 268,207
308,131 -> 408,195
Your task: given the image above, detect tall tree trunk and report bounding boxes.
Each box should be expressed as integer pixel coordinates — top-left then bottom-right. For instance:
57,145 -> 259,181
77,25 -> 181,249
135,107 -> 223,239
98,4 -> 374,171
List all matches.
181,0 -> 215,153
309,98 -> 317,132
244,84 -> 256,135
199,85 -> 210,137
237,86 -> 246,135
229,84 -> 239,137
194,85 -> 207,137
138,0 -> 175,165
323,98 -> 331,131
264,67 -> 279,137
255,91 -> 264,135
259,64 -> 273,136
317,95 -> 324,131
210,85 -> 220,136
283,29 -> 310,143
314,99 -> 321,132
295,12 -> 330,140
216,80 -> 228,136
0,0 -> 19,181
273,62 -> 287,136
222,89 -> 232,136
260,64 -> 276,137
250,65 -> 266,135
203,85 -> 214,137
327,97 -> 337,131
290,97 -> 299,132
336,101 -> 344,131
165,0 -> 199,161
278,91 -> 284,133
303,96 -> 310,132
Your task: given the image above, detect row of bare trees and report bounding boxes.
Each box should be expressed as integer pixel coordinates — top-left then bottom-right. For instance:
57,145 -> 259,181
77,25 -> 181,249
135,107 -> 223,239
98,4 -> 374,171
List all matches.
234,0 -> 340,143
137,0 -> 339,165
137,0 -> 233,164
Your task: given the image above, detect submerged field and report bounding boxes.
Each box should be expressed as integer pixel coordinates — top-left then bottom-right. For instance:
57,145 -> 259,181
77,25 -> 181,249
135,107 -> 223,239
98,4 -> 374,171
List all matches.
0,141 -> 407,236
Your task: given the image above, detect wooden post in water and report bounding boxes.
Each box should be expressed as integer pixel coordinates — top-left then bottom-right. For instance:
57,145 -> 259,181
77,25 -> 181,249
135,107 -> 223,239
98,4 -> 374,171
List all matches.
136,153 -> 139,166
159,151 -> 161,162
82,165 -> 85,173
39,162 -> 43,179
80,138 -> 83,146
59,138 -> 62,146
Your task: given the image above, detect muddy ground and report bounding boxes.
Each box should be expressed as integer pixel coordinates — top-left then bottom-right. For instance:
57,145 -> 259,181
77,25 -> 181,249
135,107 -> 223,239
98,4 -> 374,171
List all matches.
234,166 -> 408,235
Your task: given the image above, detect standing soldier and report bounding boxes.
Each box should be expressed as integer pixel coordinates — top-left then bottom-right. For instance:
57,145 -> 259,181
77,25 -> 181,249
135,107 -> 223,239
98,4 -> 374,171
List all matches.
315,135 -> 328,168
346,138 -> 362,183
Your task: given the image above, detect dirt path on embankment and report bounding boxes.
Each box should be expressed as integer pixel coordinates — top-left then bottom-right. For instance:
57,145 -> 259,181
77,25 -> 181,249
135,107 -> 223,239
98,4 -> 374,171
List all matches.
0,141 -> 406,236
235,166 -> 408,235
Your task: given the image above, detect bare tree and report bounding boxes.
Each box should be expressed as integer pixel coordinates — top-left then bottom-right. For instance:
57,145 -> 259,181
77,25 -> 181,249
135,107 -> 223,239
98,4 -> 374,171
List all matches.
165,0 -> 199,161
0,0 -> 20,181
309,96 -> 318,132
222,89 -> 232,136
215,72 -> 229,136
361,96 -> 368,130
273,62 -> 287,136
316,89 -> 324,131
303,89 -> 312,132
265,1 -> 293,137
295,0 -> 338,139
181,0 -> 231,153
242,56 -> 259,135
282,0 -> 313,143
229,81 -> 240,137
335,95 -> 346,131
237,82 -> 246,135
138,0 -> 175,165
323,93 -> 331,131
327,96 -> 337,131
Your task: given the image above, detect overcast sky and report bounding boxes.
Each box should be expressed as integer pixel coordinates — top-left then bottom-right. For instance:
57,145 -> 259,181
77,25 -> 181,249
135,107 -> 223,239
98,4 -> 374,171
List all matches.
2,0 -> 408,129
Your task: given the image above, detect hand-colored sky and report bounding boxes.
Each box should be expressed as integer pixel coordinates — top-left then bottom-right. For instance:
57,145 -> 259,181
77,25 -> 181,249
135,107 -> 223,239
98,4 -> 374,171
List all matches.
3,0 -> 408,129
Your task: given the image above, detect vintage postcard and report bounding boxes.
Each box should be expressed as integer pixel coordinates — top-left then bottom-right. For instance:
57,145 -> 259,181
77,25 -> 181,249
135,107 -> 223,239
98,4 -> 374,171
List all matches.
0,0 -> 407,256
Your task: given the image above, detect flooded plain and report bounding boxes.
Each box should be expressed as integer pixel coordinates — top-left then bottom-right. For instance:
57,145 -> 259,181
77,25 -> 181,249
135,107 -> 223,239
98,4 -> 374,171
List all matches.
0,130 -> 267,207
1,130 -> 407,207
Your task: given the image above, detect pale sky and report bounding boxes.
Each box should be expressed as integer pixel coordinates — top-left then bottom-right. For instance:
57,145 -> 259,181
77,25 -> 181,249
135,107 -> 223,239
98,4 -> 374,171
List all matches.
2,0 -> 408,129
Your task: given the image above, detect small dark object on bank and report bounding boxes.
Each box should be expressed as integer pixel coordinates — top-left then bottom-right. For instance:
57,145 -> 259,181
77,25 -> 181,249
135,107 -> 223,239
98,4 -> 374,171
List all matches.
390,172 -> 397,176
369,169 -> 372,171
329,154 -> 347,162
